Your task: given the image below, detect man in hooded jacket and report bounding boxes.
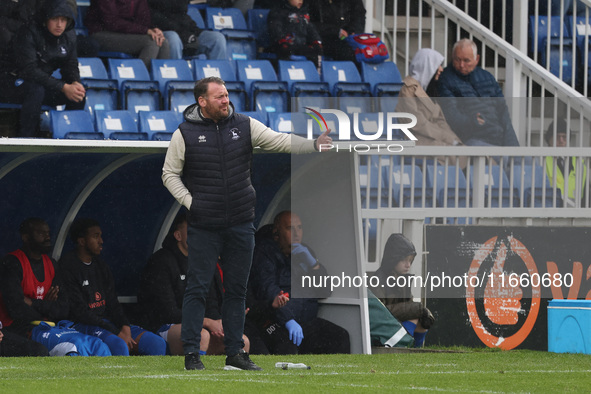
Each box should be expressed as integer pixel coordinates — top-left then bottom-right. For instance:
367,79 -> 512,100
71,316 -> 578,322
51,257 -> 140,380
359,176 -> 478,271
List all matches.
0,0 -> 85,138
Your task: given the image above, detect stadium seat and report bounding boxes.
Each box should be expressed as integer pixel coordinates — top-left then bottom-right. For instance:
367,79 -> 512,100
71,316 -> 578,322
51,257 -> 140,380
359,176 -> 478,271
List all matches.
382,163 -> 433,208
360,61 -> 403,111
108,58 -> 151,89
50,110 -> 104,139
77,58 -> 118,119
193,59 -> 237,81
243,111 -> 268,125
165,80 -> 195,114
96,110 -> 148,140
512,164 -> 563,207
470,165 -> 519,207
236,60 -> 288,112
138,110 -> 180,140
349,112 -> 405,141
321,61 -> 372,113
278,60 -> 330,111
151,59 -> 194,97
187,5 -> 207,30
205,7 -> 257,61
247,8 -> 272,51
529,15 -> 574,83
267,112 -> 293,133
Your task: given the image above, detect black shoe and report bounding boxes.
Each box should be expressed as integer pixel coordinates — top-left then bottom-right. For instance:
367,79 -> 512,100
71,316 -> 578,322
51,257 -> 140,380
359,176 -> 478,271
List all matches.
185,353 -> 205,370
224,350 -> 262,371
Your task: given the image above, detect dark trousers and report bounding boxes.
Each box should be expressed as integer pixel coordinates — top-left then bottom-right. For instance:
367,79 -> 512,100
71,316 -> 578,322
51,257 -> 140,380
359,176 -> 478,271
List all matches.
181,222 -> 255,356
261,317 -> 350,355
0,329 -> 49,357
0,74 -> 85,137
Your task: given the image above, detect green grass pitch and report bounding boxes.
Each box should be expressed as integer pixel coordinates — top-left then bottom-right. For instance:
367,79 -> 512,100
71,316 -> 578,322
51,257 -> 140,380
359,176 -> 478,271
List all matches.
1,350 -> 589,393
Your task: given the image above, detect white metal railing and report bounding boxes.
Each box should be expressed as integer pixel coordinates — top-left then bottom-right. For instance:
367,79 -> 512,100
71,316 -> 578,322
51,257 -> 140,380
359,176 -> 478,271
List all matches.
357,147 -> 591,263
373,0 -> 591,148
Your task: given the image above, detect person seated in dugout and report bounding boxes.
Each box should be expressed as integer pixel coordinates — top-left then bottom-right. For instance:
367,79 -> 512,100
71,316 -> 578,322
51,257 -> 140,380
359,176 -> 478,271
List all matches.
248,210 -> 350,355
60,218 -> 167,356
138,211 -> 253,356
369,233 -> 435,348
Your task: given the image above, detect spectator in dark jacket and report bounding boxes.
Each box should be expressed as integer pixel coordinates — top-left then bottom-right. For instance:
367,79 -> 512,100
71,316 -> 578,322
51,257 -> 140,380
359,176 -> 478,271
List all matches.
370,233 -> 435,348
0,0 -> 85,138
309,0 -> 366,62
267,0 -> 323,67
137,212 -> 210,356
437,38 -> 520,147
147,0 -> 227,59
248,211 -> 350,355
0,0 -> 39,58
84,0 -> 171,68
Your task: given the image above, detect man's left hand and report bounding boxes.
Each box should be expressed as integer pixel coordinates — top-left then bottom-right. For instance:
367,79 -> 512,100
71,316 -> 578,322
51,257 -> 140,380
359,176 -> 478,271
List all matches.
316,128 -> 332,152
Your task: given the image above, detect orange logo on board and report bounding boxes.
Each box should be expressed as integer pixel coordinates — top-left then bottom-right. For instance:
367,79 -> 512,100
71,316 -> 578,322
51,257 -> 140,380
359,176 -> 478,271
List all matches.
465,236 -> 541,350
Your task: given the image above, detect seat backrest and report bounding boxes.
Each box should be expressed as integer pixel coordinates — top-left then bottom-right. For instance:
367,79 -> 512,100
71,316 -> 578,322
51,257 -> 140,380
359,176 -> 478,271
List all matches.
96,110 -> 138,137
243,111 -> 268,125
187,5 -> 206,29
247,8 -> 271,48
193,59 -> 237,81
267,112 -> 293,133
83,79 -> 118,118
361,61 -> 402,84
138,110 -> 180,139
529,15 -> 571,49
206,7 -> 248,30
51,110 -> 96,138
78,57 -> 109,80
108,58 -> 150,89
151,59 -> 194,96
226,38 -> 257,61
278,60 -> 321,92
321,60 -> 363,92
235,59 -> 277,94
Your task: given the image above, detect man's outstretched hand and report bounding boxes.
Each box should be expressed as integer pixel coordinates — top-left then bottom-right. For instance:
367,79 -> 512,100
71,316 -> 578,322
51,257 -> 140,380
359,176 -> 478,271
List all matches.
316,128 -> 333,152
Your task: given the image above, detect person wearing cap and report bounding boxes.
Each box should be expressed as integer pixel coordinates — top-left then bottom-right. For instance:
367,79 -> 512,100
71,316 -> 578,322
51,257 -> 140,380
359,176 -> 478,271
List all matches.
369,233 -> 435,348
0,0 -> 85,137
544,119 -> 587,207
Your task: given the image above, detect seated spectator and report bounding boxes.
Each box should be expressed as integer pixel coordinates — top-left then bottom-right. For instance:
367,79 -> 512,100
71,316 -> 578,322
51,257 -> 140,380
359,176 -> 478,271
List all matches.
544,119 -> 587,207
437,38 -> 520,147
369,233 -> 435,348
84,0 -> 172,68
0,320 -> 49,357
248,211 -> 350,355
137,212 -> 210,356
397,49 -> 463,147
60,218 -> 167,356
267,0 -> 323,68
309,0 -> 366,62
147,0 -> 227,59
0,218 -> 110,356
0,0 -> 38,57
0,0 -> 86,138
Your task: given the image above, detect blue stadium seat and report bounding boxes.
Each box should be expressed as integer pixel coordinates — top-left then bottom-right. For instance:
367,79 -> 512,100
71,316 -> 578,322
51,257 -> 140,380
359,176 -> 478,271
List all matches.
321,60 -> 372,113
187,5 -> 207,30
165,80 -> 195,114
108,58 -> 151,89
236,60 -> 288,112
138,110 -> 180,140
349,112 -> 405,141
77,58 -> 118,118
360,61 -> 403,96
382,164 -> 433,208
50,110 -> 104,139
193,59 -> 237,80
243,111 -> 268,125
512,164 -> 563,207
151,59 -> 194,98
76,5 -> 88,28
529,15 -> 574,83
470,165 -> 519,207
267,112 -> 293,133
278,60 -> 330,110
205,7 -> 257,61
96,110 -> 148,140
247,8 -> 272,51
